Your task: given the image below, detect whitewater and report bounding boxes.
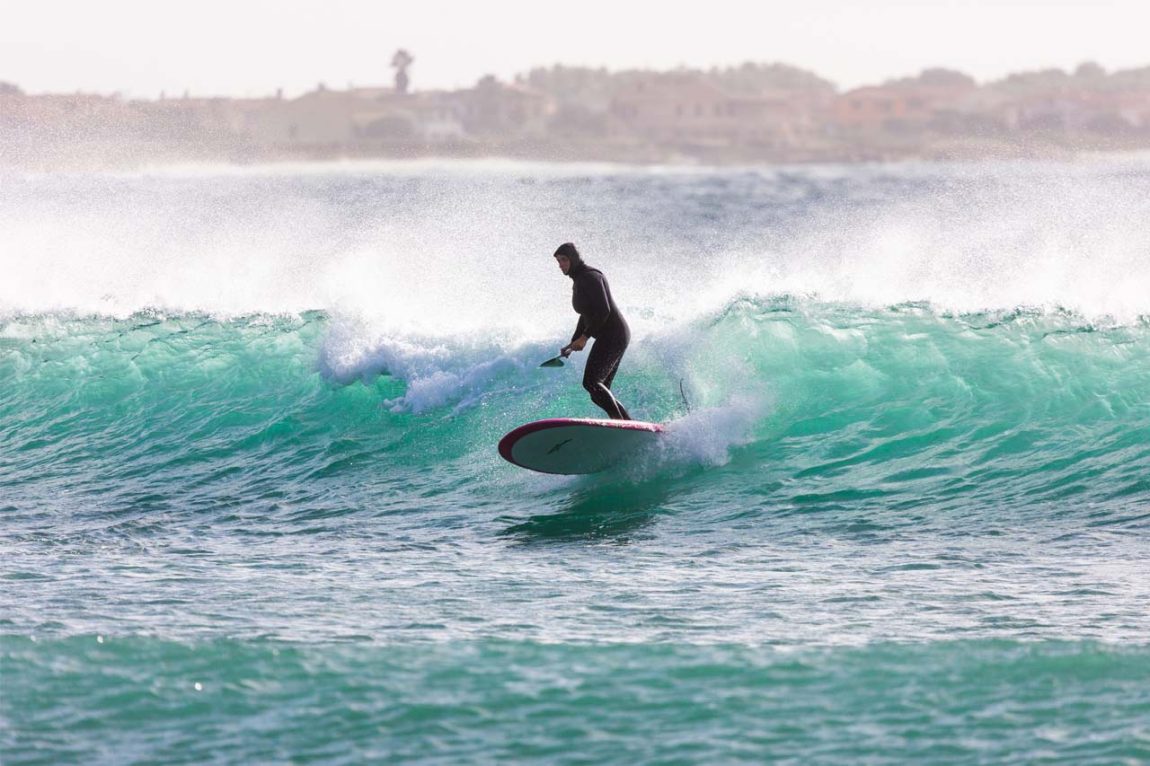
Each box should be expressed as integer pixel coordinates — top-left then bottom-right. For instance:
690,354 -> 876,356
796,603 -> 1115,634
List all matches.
2,158 -> 1149,764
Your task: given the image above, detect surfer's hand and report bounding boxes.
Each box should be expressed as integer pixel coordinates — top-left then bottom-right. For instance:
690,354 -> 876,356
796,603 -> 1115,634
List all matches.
564,336 -> 588,355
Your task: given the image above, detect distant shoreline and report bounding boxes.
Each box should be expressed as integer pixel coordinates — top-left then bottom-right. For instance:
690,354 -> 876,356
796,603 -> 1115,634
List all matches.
6,140 -> 1149,174
5,60 -> 1149,173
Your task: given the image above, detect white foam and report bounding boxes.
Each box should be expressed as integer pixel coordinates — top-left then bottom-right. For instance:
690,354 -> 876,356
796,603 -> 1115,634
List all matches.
3,159 -> 1148,326
660,394 -> 767,468
697,163 -> 1150,324
316,315 -> 573,413
382,357 -> 524,414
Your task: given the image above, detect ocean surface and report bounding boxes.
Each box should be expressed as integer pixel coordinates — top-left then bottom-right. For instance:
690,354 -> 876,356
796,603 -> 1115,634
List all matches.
2,158 -> 1149,764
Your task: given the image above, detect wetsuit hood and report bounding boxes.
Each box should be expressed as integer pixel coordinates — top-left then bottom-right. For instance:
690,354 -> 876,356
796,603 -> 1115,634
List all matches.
554,242 -> 588,279
567,260 -> 590,279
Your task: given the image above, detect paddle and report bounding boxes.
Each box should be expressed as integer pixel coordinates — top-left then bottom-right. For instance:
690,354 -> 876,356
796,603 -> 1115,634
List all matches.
539,349 -> 572,368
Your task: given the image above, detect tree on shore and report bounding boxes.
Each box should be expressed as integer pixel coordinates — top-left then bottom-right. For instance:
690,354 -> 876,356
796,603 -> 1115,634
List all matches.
392,49 -> 414,94
708,62 -> 836,96
521,61 -> 836,109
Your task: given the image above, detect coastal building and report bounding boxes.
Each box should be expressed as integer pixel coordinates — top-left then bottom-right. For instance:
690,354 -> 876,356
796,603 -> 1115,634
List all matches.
134,95 -> 239,144
998,90 -> 1150,134
609,74 -> 811,147
408,93 -> 468,143
459,76 -> 554,138
181,86 -> 458,156
1113,91 -> 1150,130
224,83 -> 473,150
833,71 -> 979,135
350,89 -> 470,145
259,85 -> 379,145
3,62 -> 1149,167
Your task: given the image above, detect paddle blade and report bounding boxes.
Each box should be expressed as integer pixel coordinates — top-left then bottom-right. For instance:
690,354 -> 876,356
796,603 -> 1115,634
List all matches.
539,356 -> 565,368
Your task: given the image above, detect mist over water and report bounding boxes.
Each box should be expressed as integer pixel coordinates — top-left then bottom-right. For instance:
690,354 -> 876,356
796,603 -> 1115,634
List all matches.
3,159 -> 1149,764
4,158 -> 1149,324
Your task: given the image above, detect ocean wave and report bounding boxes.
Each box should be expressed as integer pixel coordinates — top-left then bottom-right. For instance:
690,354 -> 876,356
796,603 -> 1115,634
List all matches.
3,299 -> 1147,524
4,636 -> 1149,765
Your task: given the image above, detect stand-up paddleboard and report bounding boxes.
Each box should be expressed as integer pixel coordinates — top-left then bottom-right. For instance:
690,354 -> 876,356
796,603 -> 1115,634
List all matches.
499,418 -> 664,475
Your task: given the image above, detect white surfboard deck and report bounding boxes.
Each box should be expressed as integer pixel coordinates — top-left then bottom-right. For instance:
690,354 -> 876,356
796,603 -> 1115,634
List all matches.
498,418 -> 664,475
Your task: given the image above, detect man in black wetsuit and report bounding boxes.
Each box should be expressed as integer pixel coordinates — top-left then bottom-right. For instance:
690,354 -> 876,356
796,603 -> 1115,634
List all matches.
554,242 -> 633,421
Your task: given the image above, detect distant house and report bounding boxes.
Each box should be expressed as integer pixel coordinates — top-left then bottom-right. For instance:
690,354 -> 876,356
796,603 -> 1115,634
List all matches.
460,76 -> 555,137
408,93 -> 468,143
348,88 -> 470,144
833,75 -> 978,134
215,96 -> 287,141
232,85 -> 407,146
135,95 -> 239,142
227,84 -> 473,149
279,86 -> 372,144
1113,91 -> 1150,131
998,90 -> 1150,134
609,75 -> 810,147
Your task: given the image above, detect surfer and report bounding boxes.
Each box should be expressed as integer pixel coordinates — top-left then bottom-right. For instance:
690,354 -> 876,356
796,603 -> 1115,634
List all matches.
554,242 -> 633,421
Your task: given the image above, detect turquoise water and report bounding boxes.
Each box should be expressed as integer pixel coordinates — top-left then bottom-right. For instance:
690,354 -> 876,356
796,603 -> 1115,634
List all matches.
6,638 -> 1150,763
3,160 -> 1149,763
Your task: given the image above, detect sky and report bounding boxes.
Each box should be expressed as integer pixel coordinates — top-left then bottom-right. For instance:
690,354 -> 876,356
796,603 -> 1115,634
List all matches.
3,0 -> 1149,98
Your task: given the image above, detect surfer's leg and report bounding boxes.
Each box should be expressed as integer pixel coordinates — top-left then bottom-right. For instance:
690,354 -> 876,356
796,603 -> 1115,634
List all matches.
586,381 -> 629,420
603,355 -> 622,389
583,333 -> 631,420
602,324 -> 630,414
605,386 -> 631,420
602,325 -> 630,419
597,355 -> 631,420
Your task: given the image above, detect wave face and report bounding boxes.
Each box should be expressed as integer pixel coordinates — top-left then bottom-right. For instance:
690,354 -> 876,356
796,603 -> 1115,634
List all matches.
3,160 -> 1150,764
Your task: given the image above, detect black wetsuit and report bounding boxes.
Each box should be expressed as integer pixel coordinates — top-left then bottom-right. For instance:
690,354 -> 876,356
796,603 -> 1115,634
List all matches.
568,262 -> 632,420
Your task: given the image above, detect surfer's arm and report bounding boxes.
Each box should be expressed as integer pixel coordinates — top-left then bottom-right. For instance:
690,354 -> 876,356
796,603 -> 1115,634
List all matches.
562,335 -> 588,356
563,320 -> 588,356
581,273 -> 612,337
570,316 -> 587,344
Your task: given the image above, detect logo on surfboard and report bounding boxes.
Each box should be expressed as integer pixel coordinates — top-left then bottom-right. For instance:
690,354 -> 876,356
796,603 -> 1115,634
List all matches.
546,438 -> 574,455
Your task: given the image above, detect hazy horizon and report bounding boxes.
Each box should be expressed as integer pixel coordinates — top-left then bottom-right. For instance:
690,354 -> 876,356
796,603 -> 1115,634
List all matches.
4,0 -> 1149,99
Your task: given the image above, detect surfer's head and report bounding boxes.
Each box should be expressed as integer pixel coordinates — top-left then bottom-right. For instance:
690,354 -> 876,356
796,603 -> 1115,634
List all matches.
553,242 -> 582,276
